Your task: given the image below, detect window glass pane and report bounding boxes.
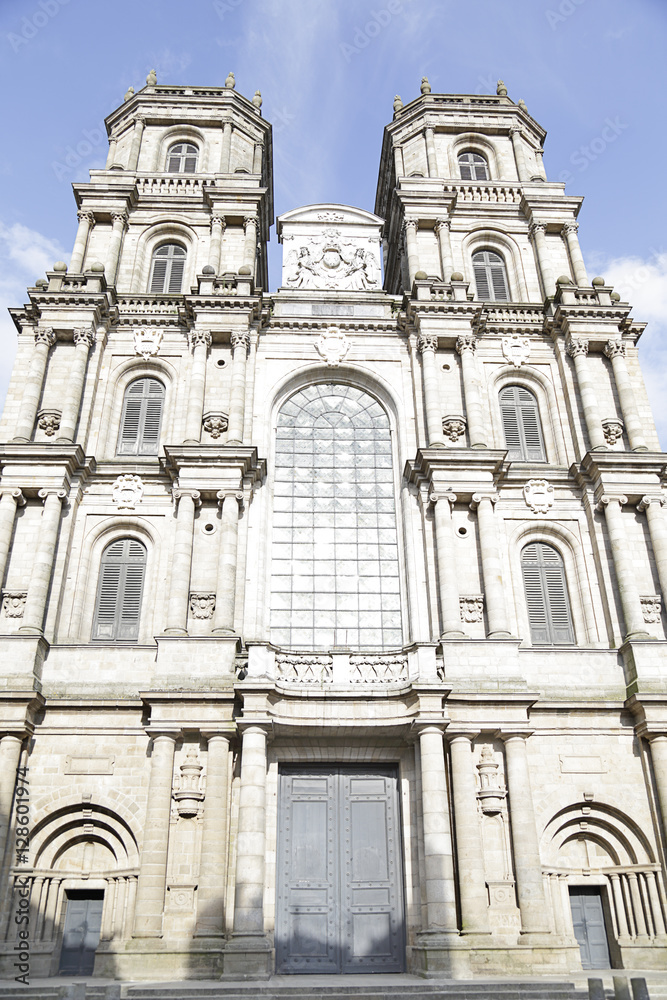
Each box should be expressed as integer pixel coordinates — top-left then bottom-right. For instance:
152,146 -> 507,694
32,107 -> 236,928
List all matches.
271,385 -> 402,650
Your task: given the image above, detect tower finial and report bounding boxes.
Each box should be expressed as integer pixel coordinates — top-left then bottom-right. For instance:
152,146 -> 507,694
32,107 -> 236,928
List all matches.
518,98 -> 528,113
497,79 -> 507,97
420,76 -> 431,95
252,90 -> 262,109
225,71 -> 236,89
393,95 -> 403,114
146,68 -> 157,87
123,86 -> 135,102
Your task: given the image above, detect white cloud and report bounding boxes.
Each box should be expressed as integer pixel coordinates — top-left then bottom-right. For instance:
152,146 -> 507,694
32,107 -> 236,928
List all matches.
586,250 -> 667,449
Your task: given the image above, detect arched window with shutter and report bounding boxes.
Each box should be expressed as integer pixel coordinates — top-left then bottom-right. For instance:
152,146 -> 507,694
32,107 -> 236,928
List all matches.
458,151 -> 489,180
521,542 -> 575,645
149,243 -> 186,293
499,385 -> 546,461
472,249 -> 510,301
92,538 -> 147,641
117,377 -> 165,456
166,142 -> 198,173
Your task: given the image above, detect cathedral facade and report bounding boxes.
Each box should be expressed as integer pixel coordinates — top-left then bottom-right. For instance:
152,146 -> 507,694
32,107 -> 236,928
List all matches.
0,73 -> 665,982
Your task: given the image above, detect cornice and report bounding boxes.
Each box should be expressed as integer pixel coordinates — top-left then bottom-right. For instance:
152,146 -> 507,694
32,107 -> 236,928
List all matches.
161,445 -> 266,485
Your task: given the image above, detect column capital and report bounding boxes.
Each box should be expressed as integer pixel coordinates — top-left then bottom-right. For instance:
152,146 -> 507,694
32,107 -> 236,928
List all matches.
470,492 -> 498,510
596,493 -> 628,512
403,217 -> 418,233
498,730 -> 534,744
509,124 -> 523,138
413,722 -> 448,738
73,326 -> 95,349
230,330 -> 250,352
210,214 -> 226,231
37,488 -> 67,504
529,221 -> 547,238
144,727 -> 182,742
447,731 -> 479,745
434,217 -> 450,234
134,114 -> 146,128
188,329 -> 212,352
0,489 -> 25,506
562,221 -> 579,236
110,209 -> 128,228
456,332 -> 477,355
638,494 -> 667,513
76,209 -> 95,226
172,486 -> 201,507
566,336 -> 589,358
217,490 -> 244,508
604,339 -> 626,360
201,730 -> 234,744
429,491 -> 457,507
35,327 -> 57,349
417,333 -> 438,354
243,215 -> 258,230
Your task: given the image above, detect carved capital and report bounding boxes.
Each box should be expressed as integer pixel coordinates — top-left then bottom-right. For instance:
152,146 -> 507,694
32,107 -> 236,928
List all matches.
35,328 -> 57,349
403,218 -> 418,234
456,333 -> 476,355
172,487 -> 202,508
134,114 -> 146,128
110,210 -> 128,228
429,491 -> 457,508
638,494 -> 667,513
243,215 -> 258,231
434,218 -> 450,235
230,330 -> 250,353
210,215 -> 226,231
562,222 -> 579,236
37,488 -> 67,504
188,329 -> 212,352
529,221 -> 547,238
596,494 -> 628,512
604,339 -> 626,360
417,334 -> 438,354
0,489 -> 25,507
73,326 -> 95,349
77,209 -> 95,227
509,125 -> 522,138
216,490 -> 244,510
566,337 -> 589,359
470,493 -> 498,510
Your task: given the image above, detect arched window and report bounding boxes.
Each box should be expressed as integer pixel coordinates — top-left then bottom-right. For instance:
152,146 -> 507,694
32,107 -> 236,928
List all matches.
149,244 -> 186,293
458,151 -> 489,181
117,377 -> 164,456
166,142 -> 198,173
92,538 -> 147,641
271,385 -> 403,651
521,542 -> 574,645
472,249 -> 510,301
499,385 -> 546,461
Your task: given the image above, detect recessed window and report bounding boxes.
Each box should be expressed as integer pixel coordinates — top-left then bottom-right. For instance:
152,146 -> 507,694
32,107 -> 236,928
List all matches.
472,249 -> 510,301
117,377 -> 165,456
458,151 -> 489,181
92,538 -> 147,641
167,142 -> 198,173
521,542 -> 575,645
499,385 -> 546,461
149,243 -> 186,293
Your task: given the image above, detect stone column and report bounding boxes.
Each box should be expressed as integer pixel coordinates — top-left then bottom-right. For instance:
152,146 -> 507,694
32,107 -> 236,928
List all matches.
19,489 -> 67,636
562,222 -> 588,286
164,488 -> 201,636
425,126 -> 439,177
194,733 -> 232,937
105,131 -> 118,169
227,331 -> 249,444
430,492 -> 465,637
243,216 -> 258,277
645,870 -> 667,938
42,877 -> 63,942
133,731 -> 179,937
417,725 -> 458,935
105,210 -> 128,286
393,145 -> 404,179
417,334 -> 446,448
231,725 -> 269,936
127,116 -> 145,171
252,143 -> 262,174
627,872 -> 649,939
534,147 -> 548,181
0,736 -> 23,864
220,120 -> 233,172
404,219 -> 420,286
638,496 -> 667,611
56,327 -> 95,443
13,328 -> 57,443
604,340 -> 648,452
648,736 -> 667,847
0,490 -> 25,587
435,218 -> 454,281
212,492 -> 243,635
529,222 -> 556,298
609,873 -> 631,941
597,495 -> 650,640
184,330 -> 211,443
566,338 -> 607,451
449,735 -> 492,935
69,209 -> 95,273
502,734 -> 550,936
471,494 -> 511,638
510,125 -> 530,181
209,215 -> 226,274
456,333 -> 487,448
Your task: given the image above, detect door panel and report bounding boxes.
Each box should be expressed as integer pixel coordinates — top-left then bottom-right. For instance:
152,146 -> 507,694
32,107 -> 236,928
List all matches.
276,766 -> 405,974
59,892 -> 104,976
570,886 -> 611,969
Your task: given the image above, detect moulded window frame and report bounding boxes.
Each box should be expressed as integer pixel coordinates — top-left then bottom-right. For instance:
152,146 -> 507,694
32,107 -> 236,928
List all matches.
97,359 -> 176,462
91,536 -> 148,643
152,125 -> 208,173
519,540 -> 575,646
498,383 -> 547,463
490,368 -> 566,467
449,133 -> 504,181
129,222 -> 197,294
165,141 -> 200,174
148,241 -> 187,294
457,150 -> 490,181
461,229 -> 529,303
116,375 -> 166,458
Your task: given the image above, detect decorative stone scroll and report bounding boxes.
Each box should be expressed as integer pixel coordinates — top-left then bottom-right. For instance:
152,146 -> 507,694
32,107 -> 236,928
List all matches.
280,204 -> 383,291
276,652 -> 333,684
641,595 -> 662,623
316,326 -> 349,366
501,334 -> 531,368
112,474 -> 144,510
134,328 -> 163,360
523,479 -> 554,514
2,592 -> 27,618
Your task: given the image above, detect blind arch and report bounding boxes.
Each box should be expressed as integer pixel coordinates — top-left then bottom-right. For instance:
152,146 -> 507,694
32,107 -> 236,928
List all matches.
499,385 -> 546,461
458,151 -> 489,181
92,538 -> 147,641
521,542 -> 575,645
149,243 -> 186,293
472,249 -> 510,301
117,377 -> 165,456
166,142 -> 198,173
270,384 -> 403,651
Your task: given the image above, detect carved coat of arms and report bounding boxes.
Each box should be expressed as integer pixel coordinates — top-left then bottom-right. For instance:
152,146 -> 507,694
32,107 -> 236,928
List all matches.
523,479 -> 554,514
134,328 -> 163,360
285,239 -> 379,291
316,327 -> 349,367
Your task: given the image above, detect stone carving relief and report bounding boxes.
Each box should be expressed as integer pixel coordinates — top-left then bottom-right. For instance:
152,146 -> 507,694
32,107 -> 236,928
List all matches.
276,652 -> 333,684
641,595 -> 662,623
459,595 -> 484,623
37,409 -> 61,437
134,328 -> 163,360
476,745 -> 507,815
350,654 -> 408,685
112,474 -> 144,510
316,326 -> 349,367
166,885 -> 196,912
523,478 -> 554,514
442,415 -> 467,443
318,211 -> 344,222
602,417 -> 624,446
173,746 -> 204,818
189,593 -> 216,619
2,592 -> 27,618
501,334 -> 531,368
202,411 -> 228,438
285,236 -> 380,290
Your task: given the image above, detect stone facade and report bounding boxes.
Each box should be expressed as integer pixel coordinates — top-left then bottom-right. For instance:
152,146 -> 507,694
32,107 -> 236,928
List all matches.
0,75 -> 665,982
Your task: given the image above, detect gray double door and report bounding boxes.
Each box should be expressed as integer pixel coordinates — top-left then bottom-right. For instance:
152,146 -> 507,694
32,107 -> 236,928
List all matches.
276,765 -> 405,974
569,886 -> 611,969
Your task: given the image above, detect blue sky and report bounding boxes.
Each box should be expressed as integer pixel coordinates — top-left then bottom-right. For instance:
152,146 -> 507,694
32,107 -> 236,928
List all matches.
0,0 -> 665,443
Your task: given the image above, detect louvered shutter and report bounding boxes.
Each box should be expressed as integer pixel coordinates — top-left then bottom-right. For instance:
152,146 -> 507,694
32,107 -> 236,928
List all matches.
521,543 -> 574,645
93,538 -> 146,641
473,250 -> 509,301
150,257 -> 168,293
473,256 -> 491,299
118,378 -> 164,456
500,387 -> 523,458
490,258 -> 509,301
499,386 -> 546,461
167,256 -> 185,292
150,245 -> 186,293
118,380 -> 145,455
520,393 -> 546,461
138,380 -> 164,455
